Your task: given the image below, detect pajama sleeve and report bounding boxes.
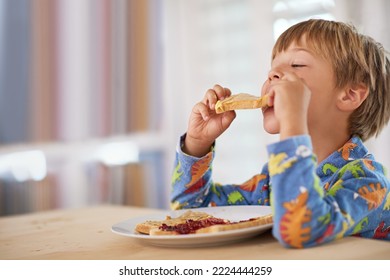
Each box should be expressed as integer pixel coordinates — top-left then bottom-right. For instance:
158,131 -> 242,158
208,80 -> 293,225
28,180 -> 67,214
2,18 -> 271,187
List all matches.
170,134 -> 271,210
268,135 -> 390,248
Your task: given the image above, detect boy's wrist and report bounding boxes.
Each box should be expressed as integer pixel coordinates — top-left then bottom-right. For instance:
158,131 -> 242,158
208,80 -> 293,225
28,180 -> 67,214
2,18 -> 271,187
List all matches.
183,134 -> 214,157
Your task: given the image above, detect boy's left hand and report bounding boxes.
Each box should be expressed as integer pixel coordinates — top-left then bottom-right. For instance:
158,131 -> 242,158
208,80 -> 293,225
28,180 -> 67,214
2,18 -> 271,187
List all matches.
265,71 -> 311,139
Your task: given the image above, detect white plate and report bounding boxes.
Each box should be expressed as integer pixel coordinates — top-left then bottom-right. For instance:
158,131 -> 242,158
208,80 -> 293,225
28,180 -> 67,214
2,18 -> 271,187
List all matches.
111,206 -> 273,247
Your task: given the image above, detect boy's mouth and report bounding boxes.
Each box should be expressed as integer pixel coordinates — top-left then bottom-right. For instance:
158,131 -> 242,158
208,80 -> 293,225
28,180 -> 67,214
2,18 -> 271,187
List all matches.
262,105 -> 271,114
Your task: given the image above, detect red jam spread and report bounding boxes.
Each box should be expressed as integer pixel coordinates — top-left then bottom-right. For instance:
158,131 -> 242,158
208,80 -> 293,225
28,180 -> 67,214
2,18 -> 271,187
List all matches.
159,218 -> 228,234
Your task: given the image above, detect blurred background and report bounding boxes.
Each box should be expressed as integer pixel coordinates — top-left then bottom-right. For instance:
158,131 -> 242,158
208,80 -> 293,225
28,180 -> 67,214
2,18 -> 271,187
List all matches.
0,0 -> 389,215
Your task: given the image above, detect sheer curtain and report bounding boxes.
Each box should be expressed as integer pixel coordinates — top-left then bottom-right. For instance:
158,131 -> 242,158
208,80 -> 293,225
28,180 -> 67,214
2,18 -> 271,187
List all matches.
0,0 -> 168,215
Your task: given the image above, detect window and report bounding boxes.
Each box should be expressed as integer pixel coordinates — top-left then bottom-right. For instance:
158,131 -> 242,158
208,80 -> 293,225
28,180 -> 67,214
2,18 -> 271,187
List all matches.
273,0 -> 335,40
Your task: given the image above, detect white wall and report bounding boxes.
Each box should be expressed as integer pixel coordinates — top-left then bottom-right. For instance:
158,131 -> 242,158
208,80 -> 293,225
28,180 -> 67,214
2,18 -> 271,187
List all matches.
335,0 -> 390,170
163,0 -> 278,184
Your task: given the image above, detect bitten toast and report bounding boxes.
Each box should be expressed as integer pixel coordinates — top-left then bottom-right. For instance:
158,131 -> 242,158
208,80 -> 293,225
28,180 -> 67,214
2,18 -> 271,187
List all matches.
215,93 -> 268,114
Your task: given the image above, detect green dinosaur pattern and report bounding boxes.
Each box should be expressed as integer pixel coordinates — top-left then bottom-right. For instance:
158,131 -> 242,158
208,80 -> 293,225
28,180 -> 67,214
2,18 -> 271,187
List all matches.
318,212 -> 331,225
352,217 -> 369,234
338,160 -> 366,179
210,183 -> 222,197
227,191 -> 245,204
313,175 -> 324,197
171,161 -> 183,186
328,179 -> 344,197
322,163 -> 338,176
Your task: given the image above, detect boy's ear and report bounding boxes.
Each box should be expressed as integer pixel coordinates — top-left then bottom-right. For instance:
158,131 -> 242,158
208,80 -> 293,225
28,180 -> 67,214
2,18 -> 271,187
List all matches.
337,83 -> 369,112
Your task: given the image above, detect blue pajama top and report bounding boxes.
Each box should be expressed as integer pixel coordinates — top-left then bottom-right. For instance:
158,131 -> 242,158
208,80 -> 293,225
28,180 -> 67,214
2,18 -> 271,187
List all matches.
170,134 -> 390,248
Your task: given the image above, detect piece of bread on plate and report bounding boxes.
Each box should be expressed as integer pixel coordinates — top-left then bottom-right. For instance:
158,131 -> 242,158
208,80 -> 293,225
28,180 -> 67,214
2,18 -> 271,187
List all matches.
135,210 -> 212,235
215,93 -> 268,114
195,214 -> 273,234
144,212 -> 273,236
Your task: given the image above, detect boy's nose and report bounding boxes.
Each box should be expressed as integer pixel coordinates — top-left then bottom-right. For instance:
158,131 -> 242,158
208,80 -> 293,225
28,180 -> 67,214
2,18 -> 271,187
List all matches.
268,69 -> 282,81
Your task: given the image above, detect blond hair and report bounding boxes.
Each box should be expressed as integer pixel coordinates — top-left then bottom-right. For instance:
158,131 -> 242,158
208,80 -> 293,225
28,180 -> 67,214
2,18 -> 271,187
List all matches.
272,19 -> 390,141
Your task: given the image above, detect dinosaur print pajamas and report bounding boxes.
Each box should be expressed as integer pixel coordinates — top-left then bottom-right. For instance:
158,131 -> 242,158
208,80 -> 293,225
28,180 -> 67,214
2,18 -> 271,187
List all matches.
171,134 -> 390,247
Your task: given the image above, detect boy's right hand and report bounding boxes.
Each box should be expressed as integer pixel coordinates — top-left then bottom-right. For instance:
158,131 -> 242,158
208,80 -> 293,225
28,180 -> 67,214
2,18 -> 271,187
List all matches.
183,84 -> 236,157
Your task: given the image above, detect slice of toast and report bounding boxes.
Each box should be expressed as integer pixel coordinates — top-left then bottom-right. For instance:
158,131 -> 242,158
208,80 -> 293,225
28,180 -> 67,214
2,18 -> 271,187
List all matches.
135,210 -> 213,234
215,93 -> 268,114
149,216 -> 229,235
195,214 -> 273,234
147,213 -> 273,236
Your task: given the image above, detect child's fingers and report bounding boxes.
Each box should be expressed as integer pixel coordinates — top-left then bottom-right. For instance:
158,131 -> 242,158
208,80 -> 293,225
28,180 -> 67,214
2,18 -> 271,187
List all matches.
265,89 -> 275,107
203,89 -> 218,110
221,110 -> 236,127
213,84 -> 230,100
262,79 -> 274,105
223,87 -> 232,98
261,80 -> 273,107
203,85 -> 231,110
193,102 -> 211,121
202,85 -> 231,110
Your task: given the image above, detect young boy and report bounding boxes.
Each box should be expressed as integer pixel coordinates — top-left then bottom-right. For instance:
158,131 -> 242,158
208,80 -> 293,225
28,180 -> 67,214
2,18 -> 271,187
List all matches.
170,19 -> 390,248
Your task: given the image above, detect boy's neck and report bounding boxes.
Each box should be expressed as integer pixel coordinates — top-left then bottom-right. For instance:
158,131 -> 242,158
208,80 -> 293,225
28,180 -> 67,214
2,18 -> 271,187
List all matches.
310,130 -> 351,163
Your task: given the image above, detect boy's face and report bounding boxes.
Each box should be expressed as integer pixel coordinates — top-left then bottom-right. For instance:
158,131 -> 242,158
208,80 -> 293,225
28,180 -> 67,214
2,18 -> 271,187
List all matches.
261,39 -> 340,135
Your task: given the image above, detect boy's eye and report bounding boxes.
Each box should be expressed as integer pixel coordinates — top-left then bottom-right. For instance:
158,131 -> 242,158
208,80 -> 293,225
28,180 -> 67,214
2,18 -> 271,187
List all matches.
291,64 -> 306,68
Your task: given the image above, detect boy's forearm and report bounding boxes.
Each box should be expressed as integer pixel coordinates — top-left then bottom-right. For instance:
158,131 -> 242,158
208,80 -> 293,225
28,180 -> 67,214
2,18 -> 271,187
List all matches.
279,112 -> 308,140
170,135 -> 214,209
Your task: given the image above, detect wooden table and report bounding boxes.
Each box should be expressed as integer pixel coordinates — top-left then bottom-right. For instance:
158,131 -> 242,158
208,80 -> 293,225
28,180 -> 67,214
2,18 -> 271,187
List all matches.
1,205 -> 389,260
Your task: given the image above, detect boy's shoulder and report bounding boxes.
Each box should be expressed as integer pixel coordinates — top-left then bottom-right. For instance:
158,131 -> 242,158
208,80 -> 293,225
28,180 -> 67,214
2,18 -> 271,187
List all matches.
318,136 -> 389,182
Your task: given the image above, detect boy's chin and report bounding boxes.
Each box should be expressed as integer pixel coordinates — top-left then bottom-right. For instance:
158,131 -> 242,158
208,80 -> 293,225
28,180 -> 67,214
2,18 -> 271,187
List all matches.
264,127 -> 279,134
263,120 -> 280,134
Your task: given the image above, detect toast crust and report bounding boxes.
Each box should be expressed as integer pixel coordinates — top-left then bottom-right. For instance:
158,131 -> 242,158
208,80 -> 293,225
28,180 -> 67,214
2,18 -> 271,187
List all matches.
215,93 -> 268,114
